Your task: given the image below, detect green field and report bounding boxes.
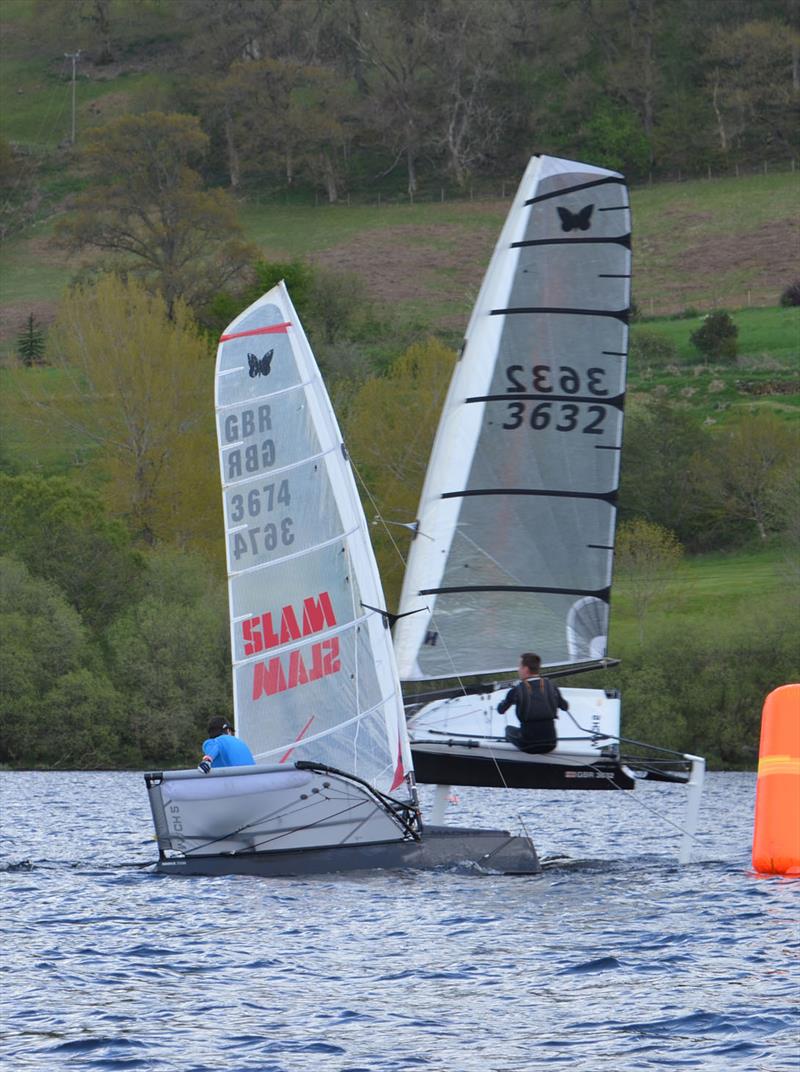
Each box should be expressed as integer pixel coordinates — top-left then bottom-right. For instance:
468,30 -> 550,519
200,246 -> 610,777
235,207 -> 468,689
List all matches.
633,306 -> 799,362
1,170 -> 798,353
609,546 -> 793,654
627,306 -> 799,426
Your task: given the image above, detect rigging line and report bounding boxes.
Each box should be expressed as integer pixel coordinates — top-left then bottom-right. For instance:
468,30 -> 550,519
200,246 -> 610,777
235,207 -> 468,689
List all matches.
253,696 -> 395,762
586,763 -> 704,845
455,527 -> 527,587
476,739 -> 701,843
178,792 -> 335,854
349,454 -> 409,572
347,359 -> 452,575
247,799 -> 392,853
407,622 -> 523,819
562,710 -> 700,760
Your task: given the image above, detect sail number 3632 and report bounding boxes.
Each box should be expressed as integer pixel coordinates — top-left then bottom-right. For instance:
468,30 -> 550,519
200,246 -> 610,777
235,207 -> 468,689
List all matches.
503,363 -> 609,435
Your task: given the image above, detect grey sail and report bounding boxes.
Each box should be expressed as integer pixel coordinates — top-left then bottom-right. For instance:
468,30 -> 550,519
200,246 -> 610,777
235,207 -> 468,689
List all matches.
394,156 -> 630,681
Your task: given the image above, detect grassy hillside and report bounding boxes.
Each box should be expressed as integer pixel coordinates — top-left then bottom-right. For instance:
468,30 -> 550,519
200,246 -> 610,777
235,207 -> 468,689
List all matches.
608,545 -> 794,653
1,171 -> 799,359
628,307 -> 799,426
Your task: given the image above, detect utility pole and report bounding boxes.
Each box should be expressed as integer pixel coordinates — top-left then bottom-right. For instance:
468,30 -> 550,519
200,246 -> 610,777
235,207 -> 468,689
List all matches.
64,50 -> 81,145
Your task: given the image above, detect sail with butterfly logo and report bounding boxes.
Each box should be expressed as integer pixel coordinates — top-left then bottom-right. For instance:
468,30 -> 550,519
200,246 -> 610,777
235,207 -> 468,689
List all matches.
395,155 -> 629,684
393,156 -> 703,808
143,283 -> 540,876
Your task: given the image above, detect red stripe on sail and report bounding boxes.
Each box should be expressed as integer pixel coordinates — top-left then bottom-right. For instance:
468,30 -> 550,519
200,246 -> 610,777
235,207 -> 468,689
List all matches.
219,322 -> 292,342
390,738 -> 405,792
279,714 -> 315,764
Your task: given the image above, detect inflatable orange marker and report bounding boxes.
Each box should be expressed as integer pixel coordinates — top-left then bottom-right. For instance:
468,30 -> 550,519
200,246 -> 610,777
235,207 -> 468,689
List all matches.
752,684 -> 800,875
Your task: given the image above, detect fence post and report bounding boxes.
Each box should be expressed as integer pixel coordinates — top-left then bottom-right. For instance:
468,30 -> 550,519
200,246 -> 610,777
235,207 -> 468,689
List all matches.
441,187 -> 445,202
502,181 -> 506,197
707,165 -> 712,179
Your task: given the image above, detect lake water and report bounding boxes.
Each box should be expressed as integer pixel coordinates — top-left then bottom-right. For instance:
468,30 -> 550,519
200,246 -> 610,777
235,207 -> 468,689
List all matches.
1,771 -> 797,1072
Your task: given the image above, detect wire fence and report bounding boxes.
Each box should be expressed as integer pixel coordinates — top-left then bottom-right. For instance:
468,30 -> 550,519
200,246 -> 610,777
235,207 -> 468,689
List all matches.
297,158 -> 798,209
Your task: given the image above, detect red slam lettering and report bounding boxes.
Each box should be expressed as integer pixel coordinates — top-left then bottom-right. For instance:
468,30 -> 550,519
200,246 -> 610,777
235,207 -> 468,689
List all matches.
252,637 -> 341,699
242,592 -> 337,657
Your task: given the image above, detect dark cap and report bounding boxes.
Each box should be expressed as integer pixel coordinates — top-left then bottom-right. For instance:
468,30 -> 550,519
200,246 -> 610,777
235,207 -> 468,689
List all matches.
207,716 -> 231,737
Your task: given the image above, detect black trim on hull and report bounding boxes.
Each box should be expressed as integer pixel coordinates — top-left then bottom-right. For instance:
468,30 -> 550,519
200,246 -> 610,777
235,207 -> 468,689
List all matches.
411,747 -> 635,791
153,825 -> 540,877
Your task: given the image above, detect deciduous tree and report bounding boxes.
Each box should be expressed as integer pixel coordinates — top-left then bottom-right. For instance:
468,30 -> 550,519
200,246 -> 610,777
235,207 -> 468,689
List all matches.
45,275 -> 219,548
693,413 -> 799,542
344,338 -> 456,603
56,112 -> 255,315
106,556 -> 230,766
704,19 -> 800,158
619,398 -> 709,547
0,474 -> 143,629
615,518 -> 684,641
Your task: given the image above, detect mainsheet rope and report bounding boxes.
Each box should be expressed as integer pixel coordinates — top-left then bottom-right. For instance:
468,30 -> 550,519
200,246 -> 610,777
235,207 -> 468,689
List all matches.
350,460 -> 704,850
349,458 -> 533,841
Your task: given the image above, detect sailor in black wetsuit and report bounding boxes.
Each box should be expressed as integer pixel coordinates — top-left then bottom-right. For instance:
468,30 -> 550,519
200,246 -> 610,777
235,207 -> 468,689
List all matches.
497,652 -> 569,754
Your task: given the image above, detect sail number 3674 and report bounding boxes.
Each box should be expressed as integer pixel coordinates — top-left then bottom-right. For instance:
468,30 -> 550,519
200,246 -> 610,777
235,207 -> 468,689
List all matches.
229,478 -> 294,560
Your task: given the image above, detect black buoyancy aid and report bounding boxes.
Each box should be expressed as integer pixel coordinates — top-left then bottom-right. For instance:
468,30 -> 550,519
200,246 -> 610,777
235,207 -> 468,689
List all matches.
518,677 -> 557,723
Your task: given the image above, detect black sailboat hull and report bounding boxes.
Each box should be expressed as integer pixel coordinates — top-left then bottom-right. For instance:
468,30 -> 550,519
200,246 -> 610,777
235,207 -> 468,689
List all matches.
154,825 -> 540,877
411,744 -> 635,791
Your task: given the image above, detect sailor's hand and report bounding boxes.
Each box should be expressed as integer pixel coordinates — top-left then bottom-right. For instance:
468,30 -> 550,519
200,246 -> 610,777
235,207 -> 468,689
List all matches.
198,759 -> 212,774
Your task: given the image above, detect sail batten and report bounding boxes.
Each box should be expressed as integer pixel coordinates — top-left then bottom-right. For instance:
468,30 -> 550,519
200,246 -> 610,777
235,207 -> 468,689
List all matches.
394,155 -> 630,681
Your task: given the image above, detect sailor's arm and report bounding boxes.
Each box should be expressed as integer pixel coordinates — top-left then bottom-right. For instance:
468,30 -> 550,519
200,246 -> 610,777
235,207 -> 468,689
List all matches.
497,687 -> 516,714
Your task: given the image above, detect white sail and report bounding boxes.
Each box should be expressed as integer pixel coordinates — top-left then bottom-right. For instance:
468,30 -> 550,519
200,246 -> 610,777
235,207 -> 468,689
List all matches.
216,283 -> 412,797
394,155 -> 630,680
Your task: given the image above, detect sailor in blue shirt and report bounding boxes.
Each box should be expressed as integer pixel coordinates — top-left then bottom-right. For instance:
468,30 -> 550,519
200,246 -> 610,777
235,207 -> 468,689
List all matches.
199,716 -> 256,772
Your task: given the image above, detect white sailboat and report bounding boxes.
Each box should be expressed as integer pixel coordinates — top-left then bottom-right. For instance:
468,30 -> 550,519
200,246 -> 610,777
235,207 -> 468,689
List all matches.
145,283 -> 539,877
393,156 -> 705,838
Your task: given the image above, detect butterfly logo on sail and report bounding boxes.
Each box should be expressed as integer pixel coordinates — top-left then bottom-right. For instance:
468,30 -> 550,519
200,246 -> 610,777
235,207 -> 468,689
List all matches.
557,204 -> 594,232
248,349 -> 274,378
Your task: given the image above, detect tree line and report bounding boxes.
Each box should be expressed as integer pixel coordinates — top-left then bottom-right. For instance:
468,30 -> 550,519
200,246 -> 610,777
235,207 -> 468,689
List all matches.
1,271 -> 797,770
3,0 -> 798,222
2,0 -> 798,769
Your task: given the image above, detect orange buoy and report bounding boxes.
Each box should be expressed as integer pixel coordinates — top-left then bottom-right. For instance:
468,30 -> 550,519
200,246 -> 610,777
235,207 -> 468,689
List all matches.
752,684 -> 800,875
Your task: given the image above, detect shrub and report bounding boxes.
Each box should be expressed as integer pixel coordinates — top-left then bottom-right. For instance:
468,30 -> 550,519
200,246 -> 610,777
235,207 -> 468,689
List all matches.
629,329 -> 678,368
779,280 -> 800,307
690,310 -> 738,362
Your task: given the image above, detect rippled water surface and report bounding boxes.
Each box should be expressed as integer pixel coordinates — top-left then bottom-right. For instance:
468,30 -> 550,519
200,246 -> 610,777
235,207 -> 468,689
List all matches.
1,771 -> 797,1071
